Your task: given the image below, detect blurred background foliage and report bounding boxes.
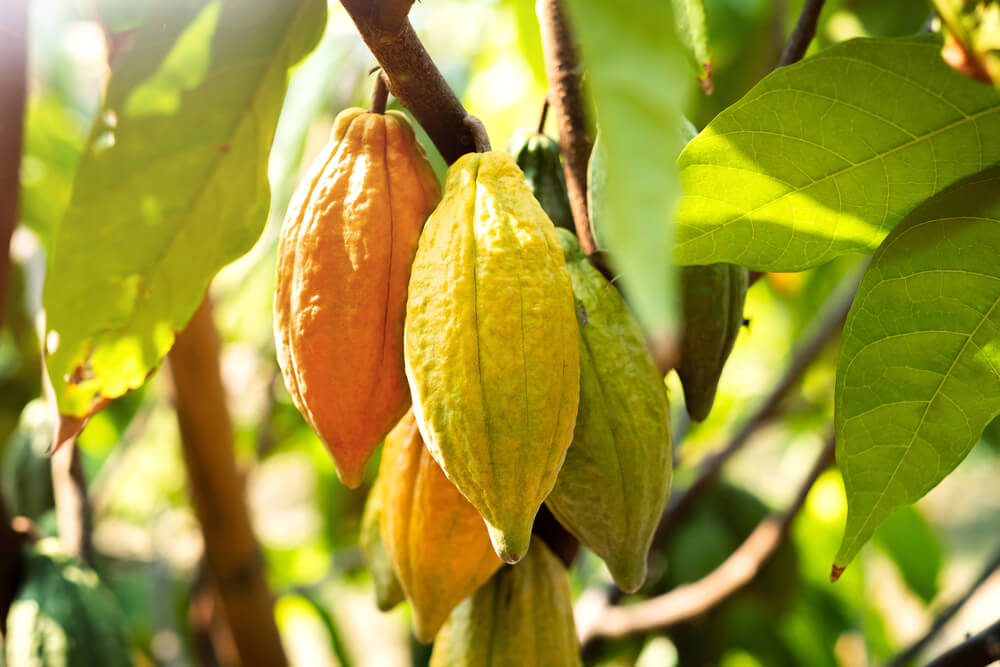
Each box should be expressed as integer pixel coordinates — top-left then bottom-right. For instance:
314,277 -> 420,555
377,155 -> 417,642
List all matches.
3,0 -> 998,665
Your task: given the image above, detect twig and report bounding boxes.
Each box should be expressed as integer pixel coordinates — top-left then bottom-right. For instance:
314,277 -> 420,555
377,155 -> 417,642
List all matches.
51,440 -> 94,565
579,431 -> 836,645
653,264 -> 864,546
0,0 -> 27,331
370,70 -> 389,114
923,618 -> 1000,667
537,0 -> 595,254
886,546 -> 1000,667
778,0 -> 827,67
341,0 -> 477,163
168,297 -> 287,667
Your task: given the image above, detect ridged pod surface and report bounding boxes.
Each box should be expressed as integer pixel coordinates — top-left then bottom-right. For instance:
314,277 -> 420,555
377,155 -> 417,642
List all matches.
507,129 -> 574,232
676,264 -> 748,422
379,410 -> 502,642
5,541 -> 131,667
274,107 -> 440,488
359,474 -> 405,611
404,151 -> 579,564
430,538 -> 580,667
546,229 -> 672,593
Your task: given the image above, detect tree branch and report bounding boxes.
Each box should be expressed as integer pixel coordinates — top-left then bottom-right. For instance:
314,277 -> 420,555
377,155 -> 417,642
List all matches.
168,297 -> 287,667
51,440 -> 94,565
923,618 -> 1000,667
886,545 -> 1000,667
778,0 -> 827,67
653,264 -> 864,546
0,0 -> 27,331
579,431 -> 836,645
537,0 -> 595,254
340,0 -> 478,163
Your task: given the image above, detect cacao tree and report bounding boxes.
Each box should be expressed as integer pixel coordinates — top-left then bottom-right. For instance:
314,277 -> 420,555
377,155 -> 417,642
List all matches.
1,0 -> 999,666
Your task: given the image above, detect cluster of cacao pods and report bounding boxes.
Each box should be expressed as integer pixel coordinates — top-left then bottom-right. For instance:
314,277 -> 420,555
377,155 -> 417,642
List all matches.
273,96 -> 745,660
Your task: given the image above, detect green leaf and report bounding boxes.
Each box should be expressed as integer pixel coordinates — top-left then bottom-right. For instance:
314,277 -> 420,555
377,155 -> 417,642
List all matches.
42,0 -> 326,417
675,36 -> 1000,272
671,0 -> 712,91
567,0 -> 690,337
834,167 -> 1000,569
872,505 -> 940,604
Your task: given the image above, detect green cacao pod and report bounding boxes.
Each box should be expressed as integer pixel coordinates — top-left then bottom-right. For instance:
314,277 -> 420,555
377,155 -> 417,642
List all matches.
404,151 -> 580,564
676,264 -> 748,422
2,400 -> 55,521
430,538 -> 581,667
546,229 -> 672,593
507,129 -> 574,232
5,540 -> 131,667
359,474 -> 405,611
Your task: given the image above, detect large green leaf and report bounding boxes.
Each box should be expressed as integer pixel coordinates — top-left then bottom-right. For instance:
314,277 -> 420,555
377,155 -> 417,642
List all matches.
675,36 -> 1000,272
834,167 -> 1000,570
42,0 -> 326,417
566,0 -> 690,339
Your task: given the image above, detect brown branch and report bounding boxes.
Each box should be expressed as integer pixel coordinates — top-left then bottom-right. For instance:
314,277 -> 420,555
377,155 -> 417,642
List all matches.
778,0 -> 827,67
0,0 -> 27,331
923,618 -> 1000,667
579,431 -> 836,646
168,297 -> 287,667
653,264 -> 864,546
537,0 -> 595,254
341,0 -> 476,163
886,545 -> 1000,667
51,440 -> 94,565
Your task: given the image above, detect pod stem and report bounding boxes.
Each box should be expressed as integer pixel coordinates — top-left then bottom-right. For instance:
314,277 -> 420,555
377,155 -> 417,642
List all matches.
537,96 -> 550,134
370,69 -> 390,114
463,114 -> 492,152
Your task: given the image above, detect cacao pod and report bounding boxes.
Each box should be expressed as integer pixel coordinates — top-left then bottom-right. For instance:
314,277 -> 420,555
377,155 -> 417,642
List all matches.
404,151 -> 579,564
359,473 -> 405,611
274,107 -> 440,488
2,400 -> 55,521
676,264 -> 748,422
5,540 -> 131,667
379,410 -> 501,642
430,538 -> 580,667
507,129 -> 574,232
546,229 -> 672,593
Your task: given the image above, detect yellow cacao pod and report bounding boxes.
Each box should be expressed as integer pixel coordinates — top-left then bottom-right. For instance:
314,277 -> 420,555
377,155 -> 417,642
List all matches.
546,229 -> 672,593
404,151 -> 580,564
430,538 -> 581,667
274,107 -> 440,488
359,474 -> 405,611
379,410 -> 502,642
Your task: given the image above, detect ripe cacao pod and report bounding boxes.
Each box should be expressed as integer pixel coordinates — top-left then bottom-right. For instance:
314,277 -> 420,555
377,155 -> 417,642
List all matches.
404,151 -> 579,564
2,400 -> 55,521
676,264 -> 748,422
507,129 -> 574,232
359,473 -> 405,612
274,107 -> 440,488
5,540 -> 131,667
379,410 -> 501,642
546,229 -> 672,593
430,538 -> 580,667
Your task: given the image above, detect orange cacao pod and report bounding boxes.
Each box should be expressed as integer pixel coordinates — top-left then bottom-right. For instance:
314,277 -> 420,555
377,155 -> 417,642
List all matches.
274,108 -> 440,487
380,410 -> 501,642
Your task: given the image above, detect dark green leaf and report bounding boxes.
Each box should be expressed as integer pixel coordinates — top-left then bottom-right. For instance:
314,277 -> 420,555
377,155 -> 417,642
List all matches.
834,167 -> 1000,568
872,505 -> 941,604
42,0 -> 326,417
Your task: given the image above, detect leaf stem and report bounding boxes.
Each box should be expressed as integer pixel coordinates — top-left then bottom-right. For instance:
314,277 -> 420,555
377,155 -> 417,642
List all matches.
778,0 -> 827,67
51,440 -> 94,565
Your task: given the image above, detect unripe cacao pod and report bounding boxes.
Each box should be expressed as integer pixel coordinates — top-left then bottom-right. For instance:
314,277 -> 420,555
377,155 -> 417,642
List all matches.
5,540 -> 131,667
359,473 -> 405,612
430,538 -> 581,667
379,410 -> 501,642
2,400 -> 55,521
404,151 -> 580,564
676,264 -> 748,422
274,107 -> 440,488
546,229 -> 672,593
507,129 -> 574,232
